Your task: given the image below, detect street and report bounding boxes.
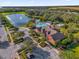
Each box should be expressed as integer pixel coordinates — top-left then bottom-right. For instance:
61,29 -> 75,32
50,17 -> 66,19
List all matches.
0,25 -> 17,59
43,47 -> 60,59
0,25 -> 60,59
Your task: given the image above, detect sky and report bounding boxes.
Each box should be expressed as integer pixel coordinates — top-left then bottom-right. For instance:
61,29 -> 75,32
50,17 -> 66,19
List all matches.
0,0 -> 79,6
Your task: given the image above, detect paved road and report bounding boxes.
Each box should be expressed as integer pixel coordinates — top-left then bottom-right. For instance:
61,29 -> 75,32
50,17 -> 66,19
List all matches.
43,47 -> 60,59
31,35 -> 60,59
0,25 -> 17,59
0,25 -> 60,59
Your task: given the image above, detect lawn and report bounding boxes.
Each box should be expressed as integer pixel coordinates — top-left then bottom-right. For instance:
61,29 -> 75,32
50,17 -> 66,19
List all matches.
2,12 -> 26,15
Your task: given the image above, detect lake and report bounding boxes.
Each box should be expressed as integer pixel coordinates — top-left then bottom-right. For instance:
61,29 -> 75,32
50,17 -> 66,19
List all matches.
6,14 -> 31,27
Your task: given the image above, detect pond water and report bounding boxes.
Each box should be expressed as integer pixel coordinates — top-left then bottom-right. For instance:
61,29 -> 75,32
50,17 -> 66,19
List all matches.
6,14 -> 31,27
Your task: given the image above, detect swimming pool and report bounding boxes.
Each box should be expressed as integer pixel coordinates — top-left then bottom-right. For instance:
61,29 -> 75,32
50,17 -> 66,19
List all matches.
35,20 -> 48,28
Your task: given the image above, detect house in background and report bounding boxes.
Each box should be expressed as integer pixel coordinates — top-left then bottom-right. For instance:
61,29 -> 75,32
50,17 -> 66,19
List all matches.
46,29 -> 65,45
32,19 -> 65,46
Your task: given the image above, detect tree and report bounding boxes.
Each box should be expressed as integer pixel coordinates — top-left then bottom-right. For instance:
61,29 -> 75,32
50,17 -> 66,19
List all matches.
23,37 -> 36,49
73,32 -> 79,41
60,46 -> 79,59
26,21 -> 35,27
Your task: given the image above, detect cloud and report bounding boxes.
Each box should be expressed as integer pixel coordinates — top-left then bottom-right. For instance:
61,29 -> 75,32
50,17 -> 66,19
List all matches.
65,0 -> 72,1
0,0 -> 78,6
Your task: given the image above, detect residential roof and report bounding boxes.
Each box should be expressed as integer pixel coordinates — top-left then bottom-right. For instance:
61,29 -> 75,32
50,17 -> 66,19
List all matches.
52,32 -> 64,42
29,47 -> 50,59
47,35 -> 56,45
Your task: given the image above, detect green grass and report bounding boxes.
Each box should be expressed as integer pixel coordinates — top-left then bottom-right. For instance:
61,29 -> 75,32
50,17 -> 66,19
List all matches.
19,48 -> 27,59
20,51 -> 27,59
2,11 -> 26,15
60,46 -> 79,59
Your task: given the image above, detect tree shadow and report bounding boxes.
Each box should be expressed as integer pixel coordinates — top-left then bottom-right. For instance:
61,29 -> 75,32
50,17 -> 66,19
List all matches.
0,41 -> 10,49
